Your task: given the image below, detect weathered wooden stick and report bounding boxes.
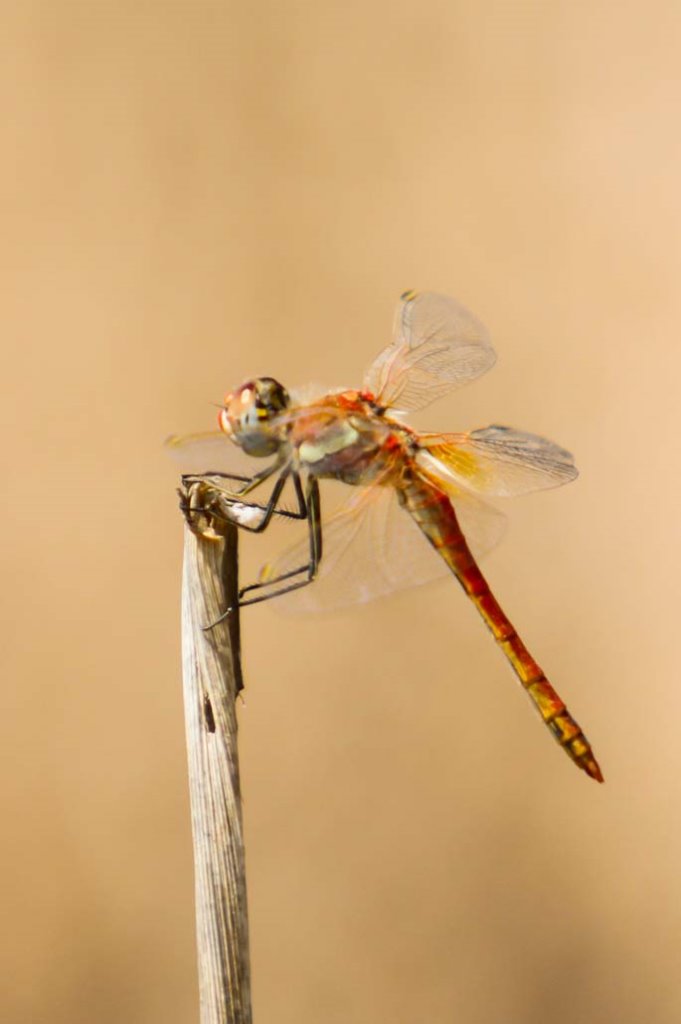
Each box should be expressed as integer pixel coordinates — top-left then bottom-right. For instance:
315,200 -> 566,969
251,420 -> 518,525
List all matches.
180,479 -> 252,1024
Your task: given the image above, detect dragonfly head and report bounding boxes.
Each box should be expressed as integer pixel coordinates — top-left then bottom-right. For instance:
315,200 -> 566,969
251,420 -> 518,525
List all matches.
218,377 -> 290,457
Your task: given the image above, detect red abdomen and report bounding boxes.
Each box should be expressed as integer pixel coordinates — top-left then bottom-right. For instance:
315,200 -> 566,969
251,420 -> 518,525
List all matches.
398,475 -> 603,782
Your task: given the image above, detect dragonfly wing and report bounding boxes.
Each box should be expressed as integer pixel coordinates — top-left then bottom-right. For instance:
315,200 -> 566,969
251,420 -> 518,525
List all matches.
165,430 -> 262,478
415,453 -> 508,560
418,426 -> 578,496
449,486 -> 508,559
363,291 -> 496,413
263,473 -> 507,614
262,484 -> 451,613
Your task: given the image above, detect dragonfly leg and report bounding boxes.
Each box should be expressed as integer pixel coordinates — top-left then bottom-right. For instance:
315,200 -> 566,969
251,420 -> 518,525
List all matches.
183,460 -> 310,537
213,468 -> 311,528
228,466 -> 312,534
238,477 -> 322,607
182,470 -> 253,488
181,461 -> 278,501
233,463 -> 284,498
180,463 -> 282,535
202,476 -> 321,628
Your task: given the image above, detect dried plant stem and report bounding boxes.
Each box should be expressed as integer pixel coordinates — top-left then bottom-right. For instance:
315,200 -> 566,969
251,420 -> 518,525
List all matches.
181,509 -> 251,1024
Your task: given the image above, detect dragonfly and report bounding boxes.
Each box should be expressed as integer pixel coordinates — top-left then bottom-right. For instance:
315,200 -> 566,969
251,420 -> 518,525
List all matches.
170,290 -> 602,782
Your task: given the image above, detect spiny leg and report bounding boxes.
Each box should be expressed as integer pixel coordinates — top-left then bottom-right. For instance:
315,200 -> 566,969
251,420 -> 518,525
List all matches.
238,475 -> 322,606
226,466 -> 315,535
202,475 -> 322,629
182,462 -> 280,498
183,460 -> 309,537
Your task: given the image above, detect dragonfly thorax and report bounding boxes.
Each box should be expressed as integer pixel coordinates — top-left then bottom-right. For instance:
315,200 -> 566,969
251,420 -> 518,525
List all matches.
218,376 -> 290,457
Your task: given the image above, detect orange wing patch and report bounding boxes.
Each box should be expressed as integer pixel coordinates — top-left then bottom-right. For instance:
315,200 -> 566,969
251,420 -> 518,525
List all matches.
418,426 -> 577,497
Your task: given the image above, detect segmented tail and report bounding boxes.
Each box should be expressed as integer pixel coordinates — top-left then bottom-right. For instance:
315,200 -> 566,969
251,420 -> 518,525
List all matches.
399,477 -> 603,781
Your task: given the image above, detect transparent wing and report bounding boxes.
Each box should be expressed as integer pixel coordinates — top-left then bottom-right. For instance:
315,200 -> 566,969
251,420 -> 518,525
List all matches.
363,291 -> 496,413
288,382 -> 339,405
413,466 -> 508,563
165,430 -> 262,477
417,425 -> 578,497
265,479 -> 506,614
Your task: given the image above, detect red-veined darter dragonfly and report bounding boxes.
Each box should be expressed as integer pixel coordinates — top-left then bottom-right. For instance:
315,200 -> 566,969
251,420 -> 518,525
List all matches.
169,290 -> 602,782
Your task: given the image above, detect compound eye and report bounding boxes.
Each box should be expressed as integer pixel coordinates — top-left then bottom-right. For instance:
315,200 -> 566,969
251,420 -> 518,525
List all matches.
255,377 -> 290,415
217,407 -> 232,435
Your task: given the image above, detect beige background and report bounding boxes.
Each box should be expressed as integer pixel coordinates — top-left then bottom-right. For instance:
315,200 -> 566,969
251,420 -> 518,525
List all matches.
2,2 -> 680,1022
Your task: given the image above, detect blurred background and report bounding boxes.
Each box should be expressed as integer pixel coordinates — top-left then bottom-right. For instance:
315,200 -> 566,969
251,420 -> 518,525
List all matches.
2,2 -> 680,1021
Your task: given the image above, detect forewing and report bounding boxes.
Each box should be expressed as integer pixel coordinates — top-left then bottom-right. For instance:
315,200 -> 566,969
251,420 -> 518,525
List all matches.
363,291 -> 496,413
165,430 -> 261,477
418,426 -> 578,496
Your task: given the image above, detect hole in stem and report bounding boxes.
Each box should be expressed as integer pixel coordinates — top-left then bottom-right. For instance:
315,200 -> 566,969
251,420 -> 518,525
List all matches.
203,694 -> 216,733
